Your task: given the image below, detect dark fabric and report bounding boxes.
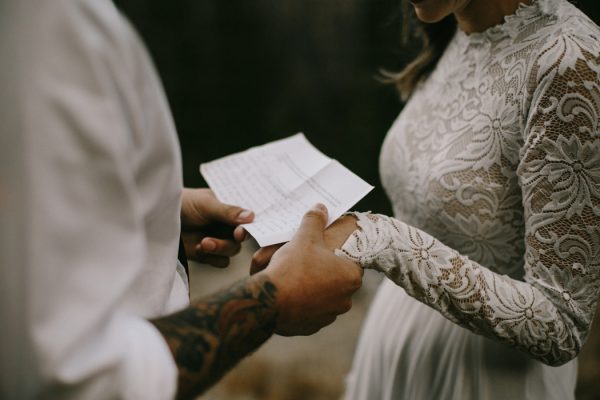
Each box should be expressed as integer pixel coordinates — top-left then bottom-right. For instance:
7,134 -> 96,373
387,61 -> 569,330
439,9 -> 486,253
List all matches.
178,236 -> 189,277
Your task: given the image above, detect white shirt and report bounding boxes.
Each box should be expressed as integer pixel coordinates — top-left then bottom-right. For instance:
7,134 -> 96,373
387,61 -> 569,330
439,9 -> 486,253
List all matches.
0,0 -> 188,398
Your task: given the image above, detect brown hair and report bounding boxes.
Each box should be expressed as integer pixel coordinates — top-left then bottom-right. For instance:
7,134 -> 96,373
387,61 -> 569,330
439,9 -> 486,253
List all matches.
385,1 -> 457,100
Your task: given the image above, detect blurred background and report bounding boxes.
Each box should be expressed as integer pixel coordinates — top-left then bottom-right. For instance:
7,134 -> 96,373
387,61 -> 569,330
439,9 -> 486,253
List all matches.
114,1 -> 600,399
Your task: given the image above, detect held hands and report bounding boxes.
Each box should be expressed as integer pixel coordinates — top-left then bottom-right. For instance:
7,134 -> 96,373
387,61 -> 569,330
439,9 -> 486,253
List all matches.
251,214 -> 359,274
180,188 -> 254,267
254,205 -> 363,336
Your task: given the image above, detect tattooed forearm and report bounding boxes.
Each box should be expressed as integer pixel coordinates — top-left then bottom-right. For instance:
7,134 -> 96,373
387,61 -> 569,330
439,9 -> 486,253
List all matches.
150,274 -> 278,399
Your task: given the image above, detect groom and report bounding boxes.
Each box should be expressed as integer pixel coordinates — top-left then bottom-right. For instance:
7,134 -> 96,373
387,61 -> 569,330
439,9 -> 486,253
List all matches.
0,1 -> 362,399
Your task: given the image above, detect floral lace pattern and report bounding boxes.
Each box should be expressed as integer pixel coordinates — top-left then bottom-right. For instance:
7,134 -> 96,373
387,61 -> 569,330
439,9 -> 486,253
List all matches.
338,0 -> 600,366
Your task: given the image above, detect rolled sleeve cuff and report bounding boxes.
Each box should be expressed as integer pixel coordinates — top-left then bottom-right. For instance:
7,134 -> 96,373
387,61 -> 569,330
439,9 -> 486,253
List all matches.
121,318 -> 177,400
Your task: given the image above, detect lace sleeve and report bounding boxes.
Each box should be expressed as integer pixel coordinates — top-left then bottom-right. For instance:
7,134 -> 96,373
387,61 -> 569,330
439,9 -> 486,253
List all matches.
337,35 -> 600,366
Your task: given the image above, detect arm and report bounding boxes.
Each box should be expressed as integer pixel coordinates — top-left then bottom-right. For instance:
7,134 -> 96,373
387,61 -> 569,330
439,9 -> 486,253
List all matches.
335,41 -> 600,366
152,204 -> 363,399
1,3 -> 185,398
1,2 -> 270,398
150,275 -> 277,399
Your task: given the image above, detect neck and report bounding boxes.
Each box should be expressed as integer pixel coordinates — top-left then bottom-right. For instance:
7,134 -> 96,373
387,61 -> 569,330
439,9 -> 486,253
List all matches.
454,0 -> 532,34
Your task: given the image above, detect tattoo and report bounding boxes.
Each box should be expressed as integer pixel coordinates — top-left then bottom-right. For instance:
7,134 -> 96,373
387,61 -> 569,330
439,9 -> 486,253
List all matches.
150,275 -> 278,399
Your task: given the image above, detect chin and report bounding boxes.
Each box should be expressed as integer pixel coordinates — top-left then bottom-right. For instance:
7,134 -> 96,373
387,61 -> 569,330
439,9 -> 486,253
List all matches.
411,0 -> 453,24
414,8 -> 449,23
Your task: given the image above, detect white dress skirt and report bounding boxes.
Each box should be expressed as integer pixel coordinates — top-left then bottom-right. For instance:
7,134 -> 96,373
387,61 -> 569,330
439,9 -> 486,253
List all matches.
344,280 -> 577,399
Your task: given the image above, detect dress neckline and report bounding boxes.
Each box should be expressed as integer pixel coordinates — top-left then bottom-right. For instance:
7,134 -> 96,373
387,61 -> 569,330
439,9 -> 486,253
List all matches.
455,0 -> 560,48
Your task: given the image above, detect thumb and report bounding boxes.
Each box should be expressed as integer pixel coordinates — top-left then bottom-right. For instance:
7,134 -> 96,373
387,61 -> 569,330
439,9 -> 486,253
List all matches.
293,203 -> 328,244
204,196 -> 254,226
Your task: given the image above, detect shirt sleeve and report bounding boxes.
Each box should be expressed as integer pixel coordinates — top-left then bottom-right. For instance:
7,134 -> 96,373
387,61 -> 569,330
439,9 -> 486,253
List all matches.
0,1 -> 177,398
337,30 -> 600,367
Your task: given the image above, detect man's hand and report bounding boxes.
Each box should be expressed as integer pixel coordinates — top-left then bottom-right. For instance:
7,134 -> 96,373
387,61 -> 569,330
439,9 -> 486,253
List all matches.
256,204 -> 363,336
152,205 -> 361,397
250,214 -> 359,274
180,188 -> 254,267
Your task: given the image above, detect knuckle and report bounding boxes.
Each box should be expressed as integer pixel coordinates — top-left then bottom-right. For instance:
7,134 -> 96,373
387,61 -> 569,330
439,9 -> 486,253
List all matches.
336,300 -> 352,315
226,206 -> 240,221
351,274 -> 363,290
342,265 -> 362,289
251,253 -> 263,267
342,299 -> 353,313
318,315 -> 336,330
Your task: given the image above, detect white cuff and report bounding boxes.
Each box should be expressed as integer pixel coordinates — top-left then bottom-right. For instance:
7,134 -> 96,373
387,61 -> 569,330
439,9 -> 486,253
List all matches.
121,318 -> 178,400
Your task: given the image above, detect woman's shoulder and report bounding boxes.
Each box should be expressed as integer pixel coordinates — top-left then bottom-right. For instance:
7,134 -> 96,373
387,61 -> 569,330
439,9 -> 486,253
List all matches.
516,0 -> 600,86
531,0 -> 600,64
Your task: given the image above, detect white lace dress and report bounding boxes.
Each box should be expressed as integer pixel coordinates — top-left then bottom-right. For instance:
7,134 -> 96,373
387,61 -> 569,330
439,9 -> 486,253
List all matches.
340,1 -> 600,399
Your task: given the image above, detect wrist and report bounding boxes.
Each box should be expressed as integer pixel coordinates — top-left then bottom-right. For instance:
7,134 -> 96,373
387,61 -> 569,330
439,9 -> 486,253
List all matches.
243,274 -> 279,332
252,270 -> 290,333
336,212 -> 380,269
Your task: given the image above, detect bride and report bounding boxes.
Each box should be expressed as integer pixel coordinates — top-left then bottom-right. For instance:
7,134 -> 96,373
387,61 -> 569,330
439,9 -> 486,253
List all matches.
255,0 -> 600,398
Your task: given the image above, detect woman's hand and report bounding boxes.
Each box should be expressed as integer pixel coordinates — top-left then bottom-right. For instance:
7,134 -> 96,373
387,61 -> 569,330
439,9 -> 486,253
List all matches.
323,214 -> 359,251
250,214 -> 359,274
181,188 -> 254,267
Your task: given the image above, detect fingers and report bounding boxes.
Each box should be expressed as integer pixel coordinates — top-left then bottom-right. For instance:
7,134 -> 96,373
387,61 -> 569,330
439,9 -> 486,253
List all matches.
356,263 -> 365,278
323,215 -> 359,250
346,261 -> 364,288
293,203 -> 328,244
198,237 -> 241,257
250,244 -> 283,275
204,194 -> 254,226
181,189 -> 254,235
304,315 -> 338,336
233,226 -> 248,242
340,299 -> 353,314
183,233 -> 242,266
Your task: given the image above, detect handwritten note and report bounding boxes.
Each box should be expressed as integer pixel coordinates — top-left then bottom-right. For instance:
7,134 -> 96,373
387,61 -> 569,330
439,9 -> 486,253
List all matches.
200,133 -> 373,246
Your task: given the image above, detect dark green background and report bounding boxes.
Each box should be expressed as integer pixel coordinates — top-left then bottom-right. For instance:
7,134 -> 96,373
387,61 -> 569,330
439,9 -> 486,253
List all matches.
115,0 -> 600,216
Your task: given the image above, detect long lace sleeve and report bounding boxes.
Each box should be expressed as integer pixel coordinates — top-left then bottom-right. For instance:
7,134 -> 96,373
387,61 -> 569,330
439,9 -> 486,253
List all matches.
338,32 -> 600,367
